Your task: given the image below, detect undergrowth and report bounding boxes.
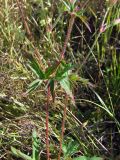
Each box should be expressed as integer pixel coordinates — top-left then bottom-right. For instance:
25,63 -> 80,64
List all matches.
0,0 -> 120,160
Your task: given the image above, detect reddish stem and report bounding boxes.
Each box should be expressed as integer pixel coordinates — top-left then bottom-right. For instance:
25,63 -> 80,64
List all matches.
58,94 -> 68,160
61,14 -> 75,59
49,13 -> 76,76
16,0 -> 33,40
46,87 -> 50,160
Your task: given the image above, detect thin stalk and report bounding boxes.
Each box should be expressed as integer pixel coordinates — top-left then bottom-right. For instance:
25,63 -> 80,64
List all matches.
46,87 -> 50,160
16,0 -> 43,69
60,0 -> 89,59
16,0 -> 33,40
61,13 -> 75,59
58,94 -> 68,160
44,13 -> 76,78
58,9 -> 76,160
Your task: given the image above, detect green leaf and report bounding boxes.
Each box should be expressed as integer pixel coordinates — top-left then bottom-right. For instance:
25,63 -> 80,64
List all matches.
56,63 -> 73,78
69,74 -> 89,86
69,74 -> 80,82
27,79 -> 43,93
49,79 -> 55,101
75,9 -> 85,17
61,0 -> 70,11
60,77 -> 73,99
94,91 -> 114,118
63,140 -> 79,158
70,4 -> 75,12
28,58 -> 45,79
73,156 -> 89,160
11,147 -> 32,160
79,77 -> 89,85
61,0 -> 77,12
62,143 -> 68,155
32,129 -> 40,160
73,156 -> 103,160
45,63 -> 58,78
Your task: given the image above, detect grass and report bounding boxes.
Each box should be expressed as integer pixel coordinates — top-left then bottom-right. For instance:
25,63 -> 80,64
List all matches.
0,0 -> 120,160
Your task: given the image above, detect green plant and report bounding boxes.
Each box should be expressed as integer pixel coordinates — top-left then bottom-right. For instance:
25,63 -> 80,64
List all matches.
1,0 -> 120,159
19,1 -> 85,159
26,54 -> 79,159
62,139 -> 103,160
11,129 -> 40,160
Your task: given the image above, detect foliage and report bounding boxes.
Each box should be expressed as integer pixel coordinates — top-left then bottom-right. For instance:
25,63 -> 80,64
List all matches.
0,0 -> 120,160
11,129 -> 40,160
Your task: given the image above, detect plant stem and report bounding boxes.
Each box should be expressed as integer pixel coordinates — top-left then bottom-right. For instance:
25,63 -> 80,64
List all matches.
46,87 -> 50,160
16,0 -> 44,69
61,13 -> 75,59
58,94 -> 68,160
16,0 -> 33,40
57,11 -> 75,160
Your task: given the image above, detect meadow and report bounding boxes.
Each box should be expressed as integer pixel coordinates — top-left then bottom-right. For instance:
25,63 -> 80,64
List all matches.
0,0 -> 120,159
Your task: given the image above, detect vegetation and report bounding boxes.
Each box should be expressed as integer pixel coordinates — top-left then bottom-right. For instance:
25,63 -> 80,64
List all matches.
0,0 -> 120,159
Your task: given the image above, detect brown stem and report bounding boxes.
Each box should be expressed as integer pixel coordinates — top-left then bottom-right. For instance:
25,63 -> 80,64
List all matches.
61,13 -> 75,59
49,13 -> 76,75
16,0 -> 33,40
46,87 -> 50,160
61,0 -> 89,59
58,94 -> 68,160
16,0 -> 44,69
57,14 -> 75,159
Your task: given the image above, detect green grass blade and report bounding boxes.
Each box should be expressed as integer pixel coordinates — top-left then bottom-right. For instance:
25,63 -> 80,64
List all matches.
11,147 -> 32,160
